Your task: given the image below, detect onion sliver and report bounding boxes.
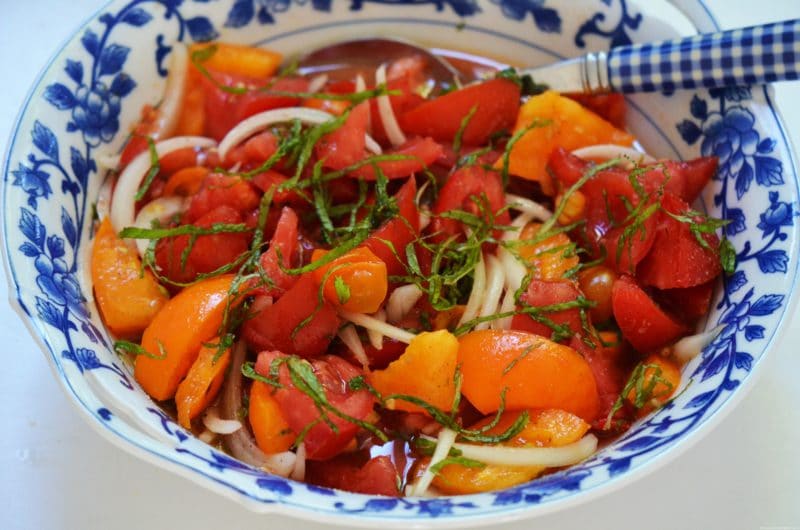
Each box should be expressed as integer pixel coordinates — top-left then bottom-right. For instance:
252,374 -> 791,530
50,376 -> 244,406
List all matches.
291,443 -> 307,482
366,309 -> 386,350
572,144 -> 655,166
475,255 -> 505,331
673,324 -> 726,364
386,284 -> 424,323
110,136 -> 216,232
424,433 -> 598,468
202,407 -> 242,435
338,324 -> 370,369
154,44 -> 189,140
340,310 -> 416,344
375,64 -> 407,147
307,74 -> 328,94
217,107 -> 382,161
408,428 -> 457,497
131,196 -> 187,258
458,252 -> 486,327
505,193 -> 553,222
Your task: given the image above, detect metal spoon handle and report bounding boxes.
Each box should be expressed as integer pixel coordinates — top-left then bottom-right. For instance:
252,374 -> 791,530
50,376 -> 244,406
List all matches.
538,19 -> 800,94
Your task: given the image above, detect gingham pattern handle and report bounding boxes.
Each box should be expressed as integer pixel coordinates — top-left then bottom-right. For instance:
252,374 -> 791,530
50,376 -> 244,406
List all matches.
604,19 -> 800,93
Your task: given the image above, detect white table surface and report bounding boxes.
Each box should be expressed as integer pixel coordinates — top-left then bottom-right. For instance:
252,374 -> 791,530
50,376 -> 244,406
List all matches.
3,1 -> 799,529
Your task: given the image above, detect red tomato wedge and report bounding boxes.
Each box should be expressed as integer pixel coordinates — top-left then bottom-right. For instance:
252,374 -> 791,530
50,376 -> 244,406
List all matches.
306,454 -> 400,496
637,193 -> 722,289
255,351 -> 375,460
363,177 -> 419,276
511,280 -> 583,341
242,273 -> 340,357
256,206 -> 300,297
611,275 -> 686,353
400,79 -> 521,146
349,136 -> 444,180
185,173 -> 261,223
316,102 -> 369,170
430,165 -> 509,241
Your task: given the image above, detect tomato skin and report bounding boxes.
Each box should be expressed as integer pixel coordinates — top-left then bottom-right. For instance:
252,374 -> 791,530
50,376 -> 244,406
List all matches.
306,454 -> 400,496
363,178 -> 419,276
569,336 -> 630,431
510,280 -> 583,341
565,93 -> 627,129
186,173 -> 261,222
655,280 -> 715,325
316,102 -> 369,170
369,69 -> 426,145
400,79 -> 521,146
600,212 -> 658,275
611,275 -> 686,353
637,193 -> 722,289
256,206 -> 300,297
254,352 -> 376,460
430,165 -> 509,241
154,205 -> 250,284
242,273 -> 340,357
349,136 -> 444,180
311,247 -> 388,314
201,71 -> 308,140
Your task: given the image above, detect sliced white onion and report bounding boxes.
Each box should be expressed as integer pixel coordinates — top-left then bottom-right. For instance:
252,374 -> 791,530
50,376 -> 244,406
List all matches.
572,144 -> 655,167
202,407 -> 242,435
355,74 -> 372,136
131,196 -> 187,258
96,152 -> 121,171
366,309 -> 386,350
339,310 -> 416,344
505,193 -> 553,222
375,63 -> 407,147
94,174 -> 114,222
442,434 -> 598,468
492,287 -> 517,331
155,43 -> 189,139
496,211 -> 534,295
418,206 -> 432,231
110,136 -> 216,232
386,284 -> 424,324
338,324 -> 370,369
458,252 -> 486,327
307,74 -> 329,94
290,443 -> 307,482
408,428 -> 457,497
673,324 -> 726,364
217,106 -> 382,161
475,255 -> 505,331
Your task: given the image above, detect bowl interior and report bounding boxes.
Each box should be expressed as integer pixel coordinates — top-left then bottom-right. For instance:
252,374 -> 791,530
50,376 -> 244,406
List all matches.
3,0 -> 798,526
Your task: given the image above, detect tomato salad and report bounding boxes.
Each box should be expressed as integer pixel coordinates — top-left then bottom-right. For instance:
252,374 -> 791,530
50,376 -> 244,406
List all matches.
92,42 -> 731,497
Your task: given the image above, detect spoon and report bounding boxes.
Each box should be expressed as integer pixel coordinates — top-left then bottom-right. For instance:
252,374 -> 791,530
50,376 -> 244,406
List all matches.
299,19 -> 799,94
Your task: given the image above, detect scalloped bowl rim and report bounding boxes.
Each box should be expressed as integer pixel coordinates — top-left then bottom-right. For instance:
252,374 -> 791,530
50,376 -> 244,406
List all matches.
3,0 -> 799,527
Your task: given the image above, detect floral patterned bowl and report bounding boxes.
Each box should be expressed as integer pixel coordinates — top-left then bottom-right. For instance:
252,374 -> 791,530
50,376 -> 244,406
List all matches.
3,0 -> 798,526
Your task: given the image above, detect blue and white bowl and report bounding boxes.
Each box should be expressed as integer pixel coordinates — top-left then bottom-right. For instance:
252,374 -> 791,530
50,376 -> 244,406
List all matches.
3,0 -> 798,526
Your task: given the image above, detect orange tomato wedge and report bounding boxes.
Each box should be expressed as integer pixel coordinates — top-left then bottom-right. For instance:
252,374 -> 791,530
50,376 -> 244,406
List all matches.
458,329 -> 599,422
135,274 -> 235,401
498,91 -> 634,195
174,337 -> 230,429
189,42 -> 282,79
432,409 -> 590,494
311,247 -> 388,314
517,222 -> 580,281
91,218 -> 168,338
163,166 -> 210,197
369,330 -> 459,415
249,380 -> 296,454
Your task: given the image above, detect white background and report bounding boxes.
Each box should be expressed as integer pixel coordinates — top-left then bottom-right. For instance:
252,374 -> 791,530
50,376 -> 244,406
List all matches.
2,1 -> 799,529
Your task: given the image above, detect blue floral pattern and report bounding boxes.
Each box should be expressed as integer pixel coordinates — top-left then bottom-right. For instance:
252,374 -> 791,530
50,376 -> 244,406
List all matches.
4,0 -> 798,522
225,0 -> 561,33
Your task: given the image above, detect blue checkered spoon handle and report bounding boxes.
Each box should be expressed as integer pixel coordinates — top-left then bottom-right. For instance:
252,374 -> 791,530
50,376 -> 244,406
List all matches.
532,19 -> 800,94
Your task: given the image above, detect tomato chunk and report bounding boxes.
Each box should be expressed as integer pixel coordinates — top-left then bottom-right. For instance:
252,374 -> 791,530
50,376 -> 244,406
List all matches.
400,79 -> 521,146
637,193 -> 722,289
611,275 -> 686,353
186,173 -> 261,222
306,453 -> 400,496
255,352 -> 376,460
363,177 -> 419,276
349,136 -> 444,180
242,273 -> 340,357
256,206 -> 300,297
510,280 -> 583,341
